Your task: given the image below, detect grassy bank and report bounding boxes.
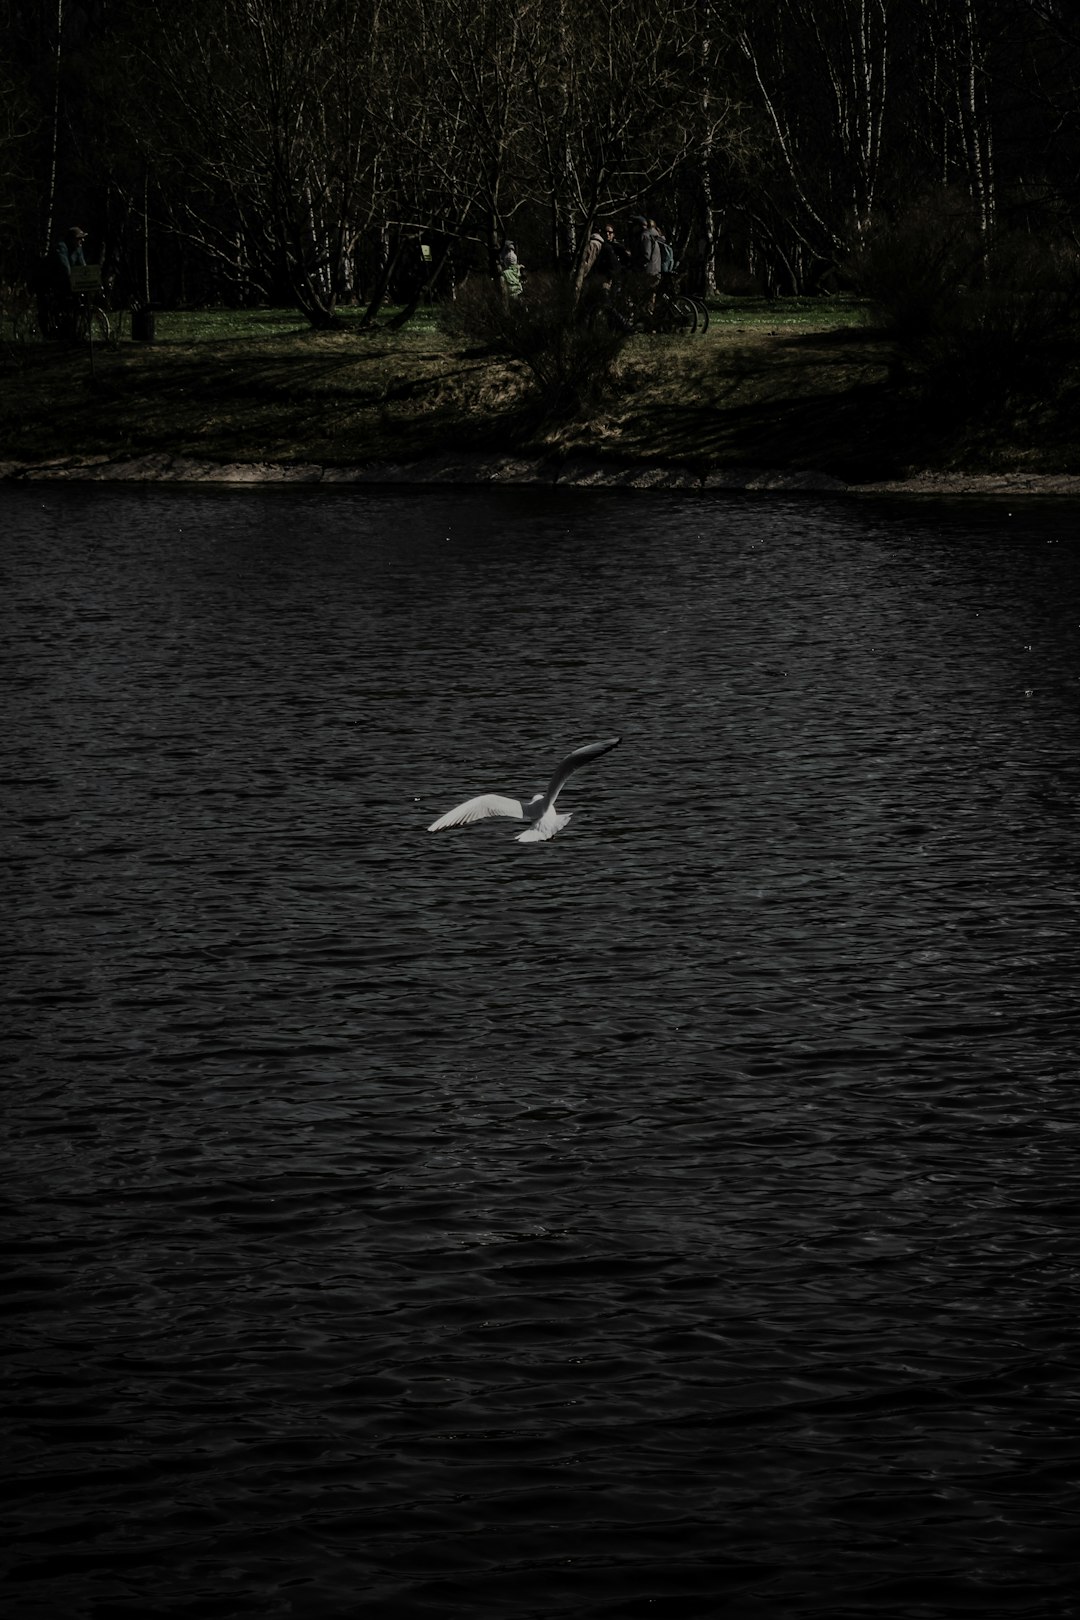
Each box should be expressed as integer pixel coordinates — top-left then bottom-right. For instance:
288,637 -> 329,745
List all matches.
1,298 -> 1076,483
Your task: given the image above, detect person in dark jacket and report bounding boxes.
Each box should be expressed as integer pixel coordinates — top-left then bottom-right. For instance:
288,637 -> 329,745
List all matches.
56,225 -> 87,277
36,226 -> 87,338
595,223 -> 627,281
626,215 -> 661,316
583,223 -> 631,331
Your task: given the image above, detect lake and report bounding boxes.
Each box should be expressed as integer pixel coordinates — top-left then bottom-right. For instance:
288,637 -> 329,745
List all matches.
2,481 -> 1079,1619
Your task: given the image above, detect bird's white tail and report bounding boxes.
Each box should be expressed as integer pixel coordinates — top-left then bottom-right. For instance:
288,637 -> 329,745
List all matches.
516,810 -> 572,843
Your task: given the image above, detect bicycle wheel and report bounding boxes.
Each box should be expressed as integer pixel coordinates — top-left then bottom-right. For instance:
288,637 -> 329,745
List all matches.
71,300 -> 111,345
667,294 -> 698,335
691,297 -> 710,334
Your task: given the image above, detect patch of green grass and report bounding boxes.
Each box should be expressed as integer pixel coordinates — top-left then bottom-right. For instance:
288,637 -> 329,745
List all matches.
153,304 -> 439,344
703,294 -> 873,331
154,307 -> 311,343
5,293 -> 866,349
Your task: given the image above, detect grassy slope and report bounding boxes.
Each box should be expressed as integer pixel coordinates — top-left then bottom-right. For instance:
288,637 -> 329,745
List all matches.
0,299 -> 1073,482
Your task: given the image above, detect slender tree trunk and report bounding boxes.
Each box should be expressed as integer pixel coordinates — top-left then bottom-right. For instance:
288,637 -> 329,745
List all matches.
698,165 -> 719,296
141,161 -> 151,307
959,0 -> 994,244
358,227 -> 402,328
389,239 -> 454,329
550,0 -> 577,270
919,0 -> 995,249
44,0 -> 64,253
693,0 -> 719,296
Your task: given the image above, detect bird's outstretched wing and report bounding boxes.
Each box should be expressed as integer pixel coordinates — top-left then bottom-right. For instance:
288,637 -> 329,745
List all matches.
540,736 -> 621,814
428,793 -> 524,832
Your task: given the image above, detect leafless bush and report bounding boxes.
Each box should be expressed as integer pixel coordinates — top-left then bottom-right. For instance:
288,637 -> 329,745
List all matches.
853,193 -> 1080,420
852,191 -> 983,345
440,272 -> 630,415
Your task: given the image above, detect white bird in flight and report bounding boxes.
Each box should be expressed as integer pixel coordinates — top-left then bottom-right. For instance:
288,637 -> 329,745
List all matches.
428,736 -> 621,843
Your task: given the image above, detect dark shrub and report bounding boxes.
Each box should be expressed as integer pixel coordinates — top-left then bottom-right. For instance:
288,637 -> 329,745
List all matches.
852,191 -> 983,346
440,271 -> 630,415
853,192 -> 1080,424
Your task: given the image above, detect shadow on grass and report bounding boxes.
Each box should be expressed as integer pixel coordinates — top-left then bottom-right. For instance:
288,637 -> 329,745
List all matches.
6,310 -> 1074,478
1,335 -> 518,464
608,370 -> 931,481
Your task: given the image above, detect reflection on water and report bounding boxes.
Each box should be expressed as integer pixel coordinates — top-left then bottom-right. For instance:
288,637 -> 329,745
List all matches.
2,483 -> 1079,1618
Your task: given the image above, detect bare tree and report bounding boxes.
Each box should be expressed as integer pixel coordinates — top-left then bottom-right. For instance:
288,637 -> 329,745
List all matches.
523,0 -> 719,285
918,0 -> 996,239
0,50 -> 34,265
735,0 -> 891,262
147,0 -> 386,323
12,0 -> 1071,320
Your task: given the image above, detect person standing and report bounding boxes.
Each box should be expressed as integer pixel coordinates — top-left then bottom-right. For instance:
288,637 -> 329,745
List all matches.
626,215 -> 661,317
37,226 -> 88,338
56,225 -> 88,277
580,224 -> 605,279
583,223 -> 632,331
652,221 -> 676,276
627,216 -> 662,278
498,239 -> 525,297
598,223 -> 627,280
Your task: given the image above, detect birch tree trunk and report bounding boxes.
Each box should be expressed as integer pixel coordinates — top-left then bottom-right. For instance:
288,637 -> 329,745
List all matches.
549,0 -> 578,270
736,0 -> 890,262
44,0 -> 64,253
917,0 -> 995,245
693,0 -> 720,297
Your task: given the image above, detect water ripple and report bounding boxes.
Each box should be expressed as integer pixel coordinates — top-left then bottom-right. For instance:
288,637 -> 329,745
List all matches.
2,485 -> 1080,1617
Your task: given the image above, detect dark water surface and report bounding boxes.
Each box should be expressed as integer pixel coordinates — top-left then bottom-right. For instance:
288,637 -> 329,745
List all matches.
2,483 -> 1079,1619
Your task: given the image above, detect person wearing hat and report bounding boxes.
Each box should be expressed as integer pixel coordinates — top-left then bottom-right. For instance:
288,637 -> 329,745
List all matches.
42,226 -> 88,339
56,226 -> 88,277
498,238 -> 525,296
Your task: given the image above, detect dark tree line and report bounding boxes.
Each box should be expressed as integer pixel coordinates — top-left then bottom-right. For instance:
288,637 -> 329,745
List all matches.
3,0 -> 1080,322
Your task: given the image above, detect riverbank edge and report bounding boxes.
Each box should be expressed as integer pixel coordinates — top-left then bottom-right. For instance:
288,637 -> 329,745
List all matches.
4,450 -> 1080,498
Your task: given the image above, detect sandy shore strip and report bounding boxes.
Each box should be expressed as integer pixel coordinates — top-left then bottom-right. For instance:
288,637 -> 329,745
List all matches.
4,452 -> 1080,497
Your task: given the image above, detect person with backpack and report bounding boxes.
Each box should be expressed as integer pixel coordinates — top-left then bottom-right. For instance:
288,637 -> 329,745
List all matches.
626,215 -> 662,317
626,216 -> 662,277
652,221 -> 676,276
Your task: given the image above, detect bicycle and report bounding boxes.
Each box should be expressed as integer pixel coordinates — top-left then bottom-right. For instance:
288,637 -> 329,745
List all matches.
70,292 -> 112,347
655,270 -> 714,334
686,293 -> 710,334
586,274 -> 700,337
650,281 -> 699,335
